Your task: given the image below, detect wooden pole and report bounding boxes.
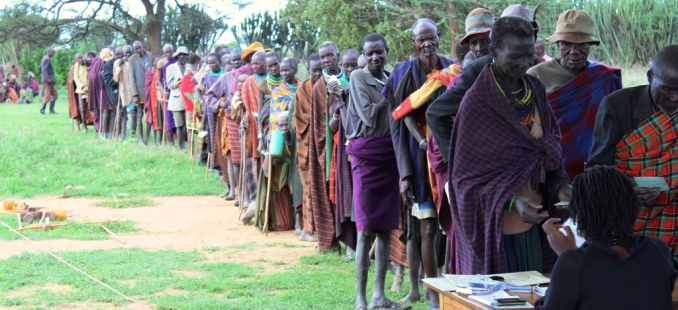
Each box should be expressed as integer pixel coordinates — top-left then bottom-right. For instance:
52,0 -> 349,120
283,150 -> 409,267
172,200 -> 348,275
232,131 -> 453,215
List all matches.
99,87 -> 104,139
205,152 -> 211,179
102,226 -> 126,244
113,95 -> 122,142
262,154 -> 273,235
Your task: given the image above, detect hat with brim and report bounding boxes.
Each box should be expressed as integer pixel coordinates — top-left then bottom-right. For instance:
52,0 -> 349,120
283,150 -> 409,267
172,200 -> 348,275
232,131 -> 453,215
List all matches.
546,9 -> 600,45
173,46 -> 190,58
460,8 -> 494,46
241,42 -> 264,61
100,48 -> 114,62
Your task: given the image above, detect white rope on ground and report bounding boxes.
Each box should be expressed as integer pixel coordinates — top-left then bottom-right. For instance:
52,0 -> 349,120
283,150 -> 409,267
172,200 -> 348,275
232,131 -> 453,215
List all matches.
0,219 -> 153,310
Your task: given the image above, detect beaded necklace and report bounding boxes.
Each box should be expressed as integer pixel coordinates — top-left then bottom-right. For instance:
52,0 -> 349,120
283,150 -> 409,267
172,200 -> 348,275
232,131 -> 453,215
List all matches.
490,63 -> 535,126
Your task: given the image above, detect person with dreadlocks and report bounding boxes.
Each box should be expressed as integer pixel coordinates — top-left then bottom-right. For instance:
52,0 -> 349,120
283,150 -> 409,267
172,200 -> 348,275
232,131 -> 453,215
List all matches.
588,44 -> 678,260
448,16 -> 572,275
536,166 -> 677,309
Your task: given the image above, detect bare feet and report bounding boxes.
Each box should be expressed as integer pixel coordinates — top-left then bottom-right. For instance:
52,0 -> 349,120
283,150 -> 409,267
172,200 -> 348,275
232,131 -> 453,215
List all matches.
294,228 -> 302,236
398,292 -> 421,304
298,230 -> 317,242
241,201 -> 256,225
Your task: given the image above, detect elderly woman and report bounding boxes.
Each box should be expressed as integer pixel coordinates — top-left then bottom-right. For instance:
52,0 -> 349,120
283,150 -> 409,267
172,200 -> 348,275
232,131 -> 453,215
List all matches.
448,16 -> 572,275
537,166 -> 677,309
527,9 -> 621,179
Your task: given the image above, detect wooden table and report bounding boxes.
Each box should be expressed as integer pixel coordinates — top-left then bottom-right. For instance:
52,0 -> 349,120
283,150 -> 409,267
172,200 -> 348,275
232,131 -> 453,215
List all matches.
424,277 -> 678,310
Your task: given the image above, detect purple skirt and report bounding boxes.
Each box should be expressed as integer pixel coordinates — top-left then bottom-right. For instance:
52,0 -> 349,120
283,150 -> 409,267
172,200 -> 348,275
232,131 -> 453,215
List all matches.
346,135 -> 400,231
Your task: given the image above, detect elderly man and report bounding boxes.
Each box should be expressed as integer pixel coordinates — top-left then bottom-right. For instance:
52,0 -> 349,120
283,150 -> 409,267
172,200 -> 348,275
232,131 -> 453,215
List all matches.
129,41 -> 153,143
293,53 -> 322,241
330,48 -> 360,257
528,9 -> 621,179
588,45 -> 678,259
39,48 -> 57,114
74,52 -> 92,133
112,45 -> 134,140
88,50 -> 109,134
385,18 -> 454,309
239,50 -> 268,224
306,41 -> 350,253
68,54 -> 82,129
427,4 -> 538,163
102,47 -> 124,139
348,33 -> 406,310
458,8 -> 494,67
199,53 -> 229,196
156,44 -> 175,143
166,46 -> 190,149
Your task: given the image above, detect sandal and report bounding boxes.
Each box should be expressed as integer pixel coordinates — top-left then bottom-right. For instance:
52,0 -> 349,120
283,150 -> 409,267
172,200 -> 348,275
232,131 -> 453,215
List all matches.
225,195 -> 235,201
369,299 -> 411,310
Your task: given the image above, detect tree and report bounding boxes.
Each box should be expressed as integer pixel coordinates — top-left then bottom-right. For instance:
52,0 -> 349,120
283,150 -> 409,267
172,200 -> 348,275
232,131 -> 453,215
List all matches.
162,2 -> 230,54
231,11 -> 319,59
0,0 -> 249,55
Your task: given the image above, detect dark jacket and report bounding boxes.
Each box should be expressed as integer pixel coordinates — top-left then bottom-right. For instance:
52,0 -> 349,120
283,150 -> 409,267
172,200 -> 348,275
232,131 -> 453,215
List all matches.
40,55 -> 55,84
426,54 -> 492,162
128,51 -> 152,100
102,59 -> 119,105
586,85 -> 654,168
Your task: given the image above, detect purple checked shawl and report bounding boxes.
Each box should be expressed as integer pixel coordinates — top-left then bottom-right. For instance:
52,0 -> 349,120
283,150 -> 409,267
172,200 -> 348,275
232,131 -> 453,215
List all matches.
448,65 -> 565,274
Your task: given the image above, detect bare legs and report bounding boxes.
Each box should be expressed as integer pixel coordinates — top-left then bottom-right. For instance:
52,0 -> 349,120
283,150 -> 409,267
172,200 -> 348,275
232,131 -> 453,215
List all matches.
227,156 -> 237,198
356,230 -> 391,309
400,217 -> 439,309
78,95 -> 88,133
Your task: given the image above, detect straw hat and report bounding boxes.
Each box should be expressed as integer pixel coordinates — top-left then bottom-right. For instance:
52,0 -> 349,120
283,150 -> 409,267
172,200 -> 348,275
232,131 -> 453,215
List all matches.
546,9 -> 600,45
173,46 -> 190,58
460,8 -> 494,46
100,48 -> 114,62
241,42 -> 264,61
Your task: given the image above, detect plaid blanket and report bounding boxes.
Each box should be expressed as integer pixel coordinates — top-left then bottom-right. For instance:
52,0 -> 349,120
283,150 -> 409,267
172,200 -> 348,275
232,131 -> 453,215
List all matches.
615,111 -> 678,258
548,62 -> 621,179
449,66 -> 565,274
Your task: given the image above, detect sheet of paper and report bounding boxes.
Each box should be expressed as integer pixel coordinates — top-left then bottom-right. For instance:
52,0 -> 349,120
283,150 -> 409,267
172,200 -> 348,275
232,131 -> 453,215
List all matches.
634,177 -> 670,191
467,290 -> 534,309
559,218 -> 586,247
533,286 -> 548,297
423,277 -> 459,292
445,271 -> 550,287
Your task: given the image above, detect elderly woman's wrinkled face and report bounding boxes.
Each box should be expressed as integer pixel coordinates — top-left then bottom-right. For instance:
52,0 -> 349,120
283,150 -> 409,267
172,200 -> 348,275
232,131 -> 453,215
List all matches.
558,41 -> 590,75
492,34 -> 535,81
277,114 -> 289,133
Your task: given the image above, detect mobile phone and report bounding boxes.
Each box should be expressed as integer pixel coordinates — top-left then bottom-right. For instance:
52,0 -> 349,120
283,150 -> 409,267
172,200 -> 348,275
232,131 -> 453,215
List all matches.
489,276 -> 505,281
493,297 -> 527,306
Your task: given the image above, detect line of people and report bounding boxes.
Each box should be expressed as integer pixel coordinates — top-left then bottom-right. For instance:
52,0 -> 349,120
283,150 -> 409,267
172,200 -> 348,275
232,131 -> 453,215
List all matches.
55,4 -> 678,309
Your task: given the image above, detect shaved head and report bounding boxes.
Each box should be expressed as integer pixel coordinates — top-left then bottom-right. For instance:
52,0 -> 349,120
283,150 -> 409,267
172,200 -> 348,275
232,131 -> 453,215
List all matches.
652,45 -> 678,73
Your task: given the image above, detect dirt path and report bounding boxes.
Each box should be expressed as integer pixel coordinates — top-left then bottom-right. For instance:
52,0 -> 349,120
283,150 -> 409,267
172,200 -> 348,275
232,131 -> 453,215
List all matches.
0,196 -> 316,269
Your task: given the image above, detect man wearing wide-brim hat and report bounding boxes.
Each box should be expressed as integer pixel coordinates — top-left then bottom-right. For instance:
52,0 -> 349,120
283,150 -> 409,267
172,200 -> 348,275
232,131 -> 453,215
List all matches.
527,9 -> 622,179
458,8 -> 494,67
166,46 -> 190,149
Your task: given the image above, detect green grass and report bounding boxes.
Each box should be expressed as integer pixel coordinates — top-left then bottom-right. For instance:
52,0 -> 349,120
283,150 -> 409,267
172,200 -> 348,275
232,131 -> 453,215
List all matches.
93,196 -> 156,208
0,216 -> 139,241
0,88 -> 223,199
0,248 -> 428,310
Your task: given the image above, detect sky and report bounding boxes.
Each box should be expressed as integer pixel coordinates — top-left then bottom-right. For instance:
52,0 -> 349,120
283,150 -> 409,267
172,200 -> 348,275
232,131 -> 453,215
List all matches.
0,0 -> 287,45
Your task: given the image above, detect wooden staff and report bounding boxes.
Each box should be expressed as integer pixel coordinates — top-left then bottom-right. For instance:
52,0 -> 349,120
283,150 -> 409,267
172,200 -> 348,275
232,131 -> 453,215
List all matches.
161,99 -> 167,146
113,94 -> 122,142
102,226 -> 125,244
205,152 -> 211,179
99,85 -> 104,139
238,126 -> 247,218
262,153 -> 273,235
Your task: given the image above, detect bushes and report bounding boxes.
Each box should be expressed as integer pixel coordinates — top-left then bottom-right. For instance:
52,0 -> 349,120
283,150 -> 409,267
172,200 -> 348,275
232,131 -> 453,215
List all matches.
19,48 -> 77,85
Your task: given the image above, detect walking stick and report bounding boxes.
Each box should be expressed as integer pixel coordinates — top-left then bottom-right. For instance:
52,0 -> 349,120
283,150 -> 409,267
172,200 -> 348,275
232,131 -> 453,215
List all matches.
262,153 -> 273,235
113,95 -> 121,142
205,152 -> 211,179
161,100 -> 167,146
99,87 -> 104,139
238,126 -> 247,218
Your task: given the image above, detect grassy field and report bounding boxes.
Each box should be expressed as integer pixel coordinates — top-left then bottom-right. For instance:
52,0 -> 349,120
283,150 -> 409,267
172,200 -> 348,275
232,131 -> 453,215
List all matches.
0,90 -> 224,199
